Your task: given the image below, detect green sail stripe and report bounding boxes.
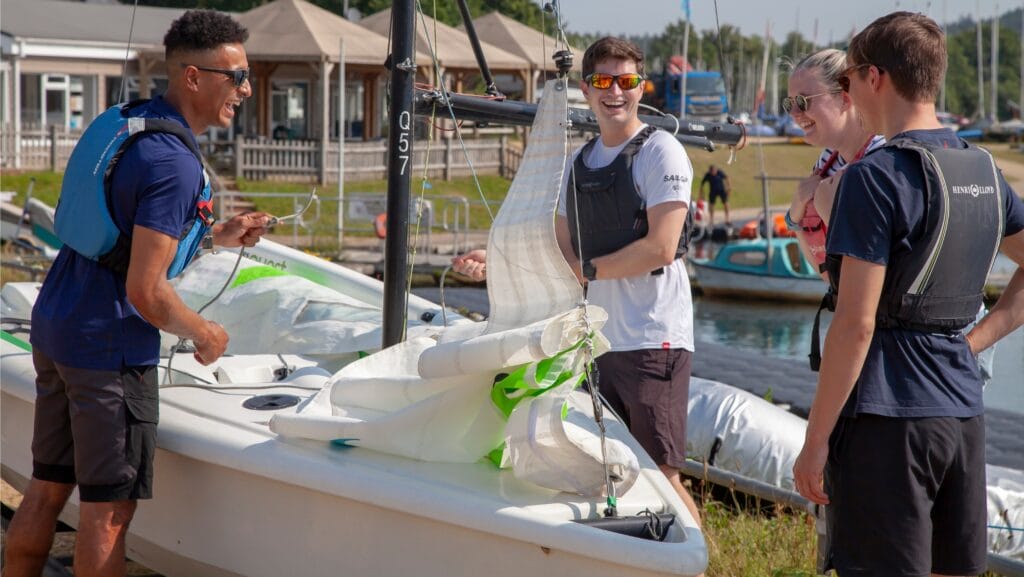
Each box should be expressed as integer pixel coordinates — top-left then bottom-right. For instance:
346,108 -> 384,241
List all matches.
230,265 -> 289,288
1,330 -> 32,352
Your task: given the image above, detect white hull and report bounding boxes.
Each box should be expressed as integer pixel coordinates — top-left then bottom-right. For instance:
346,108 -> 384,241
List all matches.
691,260 -> 824,303
1,317 -> 706,577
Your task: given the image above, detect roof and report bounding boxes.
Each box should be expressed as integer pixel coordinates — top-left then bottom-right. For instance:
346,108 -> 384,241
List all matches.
467,12 -> 582,72
359,8 -> 529,72
1,0 -> 184,46
236,0 -> 413,65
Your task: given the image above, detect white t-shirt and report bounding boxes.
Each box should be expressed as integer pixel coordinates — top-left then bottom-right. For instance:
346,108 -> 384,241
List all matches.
558,125 -> 695,352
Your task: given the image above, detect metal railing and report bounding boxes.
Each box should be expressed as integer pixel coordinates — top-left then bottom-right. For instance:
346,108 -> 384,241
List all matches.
219,190 -> 496,257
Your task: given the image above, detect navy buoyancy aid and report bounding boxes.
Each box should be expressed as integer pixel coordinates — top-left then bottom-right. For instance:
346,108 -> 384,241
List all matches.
822,138 -> 1004,332
54,100 -> 215,279
566,125 -> 693,264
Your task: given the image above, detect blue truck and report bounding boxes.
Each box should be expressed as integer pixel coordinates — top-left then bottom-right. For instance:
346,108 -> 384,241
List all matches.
644,70 -> 729,121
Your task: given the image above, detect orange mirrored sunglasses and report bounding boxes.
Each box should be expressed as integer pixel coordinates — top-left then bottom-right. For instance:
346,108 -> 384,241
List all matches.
584,73 -> 645,90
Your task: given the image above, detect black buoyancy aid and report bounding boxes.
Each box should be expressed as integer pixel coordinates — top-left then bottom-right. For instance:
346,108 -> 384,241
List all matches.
566,125 -> 693,265
54,100 -> 214,279
809,138 -> 1004,370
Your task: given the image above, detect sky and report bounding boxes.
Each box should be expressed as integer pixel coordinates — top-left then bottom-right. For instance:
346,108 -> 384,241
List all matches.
546,0 -> 1011,43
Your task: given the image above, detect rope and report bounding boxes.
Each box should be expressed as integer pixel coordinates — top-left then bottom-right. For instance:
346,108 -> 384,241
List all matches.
118,0 -> 140,104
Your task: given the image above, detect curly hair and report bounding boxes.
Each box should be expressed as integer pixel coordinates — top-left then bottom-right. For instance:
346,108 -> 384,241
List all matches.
164,10 -> 249,59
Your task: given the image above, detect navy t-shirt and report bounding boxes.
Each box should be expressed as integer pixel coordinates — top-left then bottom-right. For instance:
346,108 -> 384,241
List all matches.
31,96 -> 204,370
702,170 -> 728,195
828,128 -> 1024,418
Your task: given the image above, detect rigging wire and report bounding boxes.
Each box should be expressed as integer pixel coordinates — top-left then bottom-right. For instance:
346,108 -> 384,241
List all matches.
541,0 -> 619,517
118,0 -> 141,104
412,3 -> 495,226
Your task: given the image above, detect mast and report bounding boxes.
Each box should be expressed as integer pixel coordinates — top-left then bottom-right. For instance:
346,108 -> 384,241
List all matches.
383,0 -> 415,348
455,0 -> 502,97
991,6 -> 999,122
977,4 -> 986,119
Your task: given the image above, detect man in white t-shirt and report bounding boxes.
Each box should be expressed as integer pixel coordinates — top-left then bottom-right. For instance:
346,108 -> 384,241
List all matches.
453,37 -> 699,526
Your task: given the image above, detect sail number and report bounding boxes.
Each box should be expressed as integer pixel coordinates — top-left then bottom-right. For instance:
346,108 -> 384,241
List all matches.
398,111 -> 411,175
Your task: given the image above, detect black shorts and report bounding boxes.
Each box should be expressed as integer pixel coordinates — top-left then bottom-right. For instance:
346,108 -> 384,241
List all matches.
31,350 -> 159,502
709,189 -> 729,205
824,414 -> 987,577
594,348 -> 691,469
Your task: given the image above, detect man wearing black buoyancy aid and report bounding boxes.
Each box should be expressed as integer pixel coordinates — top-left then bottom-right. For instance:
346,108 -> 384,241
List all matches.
6,11 -> 270,577
453,37 -> 700,530
792,12 -> 1024,577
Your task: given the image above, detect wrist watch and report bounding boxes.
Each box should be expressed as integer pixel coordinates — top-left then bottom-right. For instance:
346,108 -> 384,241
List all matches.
582,259 -> 597,281
201,232 -> 215,251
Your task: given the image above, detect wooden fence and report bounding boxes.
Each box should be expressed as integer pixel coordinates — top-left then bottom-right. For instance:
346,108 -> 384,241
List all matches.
236,136 -> 522,183
0,125 -> 524,184
1,124 -> 80,171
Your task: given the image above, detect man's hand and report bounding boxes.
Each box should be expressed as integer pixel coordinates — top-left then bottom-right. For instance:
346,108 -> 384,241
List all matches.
214,211 -> 271,248
452,249 -> 487,281
193,320 -> 229,365
793,437 -> 830,505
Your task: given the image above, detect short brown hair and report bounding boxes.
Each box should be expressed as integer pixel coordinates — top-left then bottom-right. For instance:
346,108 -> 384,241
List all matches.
582,37 -> 645,78
848,11 -> 945,102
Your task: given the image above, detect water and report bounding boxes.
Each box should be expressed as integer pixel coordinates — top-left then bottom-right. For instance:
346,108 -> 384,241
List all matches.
694,297 -> 1024,416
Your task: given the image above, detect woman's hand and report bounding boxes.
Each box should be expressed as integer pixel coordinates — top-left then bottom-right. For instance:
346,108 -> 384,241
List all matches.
790,175 -> 822,221
813,174 -> 842,227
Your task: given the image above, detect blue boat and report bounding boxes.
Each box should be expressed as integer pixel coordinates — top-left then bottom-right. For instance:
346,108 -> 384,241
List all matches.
690,237 -> 825,303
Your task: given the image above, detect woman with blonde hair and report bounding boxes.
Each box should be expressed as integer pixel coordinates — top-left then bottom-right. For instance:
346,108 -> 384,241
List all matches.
784,48 -> 884,278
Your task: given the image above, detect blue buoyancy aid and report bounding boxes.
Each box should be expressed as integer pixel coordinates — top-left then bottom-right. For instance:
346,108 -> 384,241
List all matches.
566,125 -> 693,265
54,100 -> 214,279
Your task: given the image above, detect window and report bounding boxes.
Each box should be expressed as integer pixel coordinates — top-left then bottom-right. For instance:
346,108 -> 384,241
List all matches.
271,81 -> 307,139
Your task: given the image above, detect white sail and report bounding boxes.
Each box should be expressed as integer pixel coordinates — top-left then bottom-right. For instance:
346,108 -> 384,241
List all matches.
270,79 -> 632,497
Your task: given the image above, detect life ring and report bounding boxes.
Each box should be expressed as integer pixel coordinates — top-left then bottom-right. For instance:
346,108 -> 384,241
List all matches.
373,213 -> 387,239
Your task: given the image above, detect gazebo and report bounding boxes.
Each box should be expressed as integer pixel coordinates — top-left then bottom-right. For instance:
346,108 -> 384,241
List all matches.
358,8 -> 530,95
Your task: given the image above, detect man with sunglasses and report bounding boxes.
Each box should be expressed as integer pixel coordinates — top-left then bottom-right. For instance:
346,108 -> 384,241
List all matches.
792,12 -> 1024,577
5,10 -> 270,577
455,37 -> 701,531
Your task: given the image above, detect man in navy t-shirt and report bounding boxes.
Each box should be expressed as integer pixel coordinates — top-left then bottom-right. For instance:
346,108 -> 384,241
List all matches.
792,12 -> 1024,577
5,10 -> 270,577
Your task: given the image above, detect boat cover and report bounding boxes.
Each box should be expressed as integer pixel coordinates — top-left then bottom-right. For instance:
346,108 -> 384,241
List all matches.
686,378 -> 805,490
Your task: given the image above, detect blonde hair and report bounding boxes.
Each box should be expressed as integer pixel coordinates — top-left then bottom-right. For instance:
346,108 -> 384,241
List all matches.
792,48 -> 847,92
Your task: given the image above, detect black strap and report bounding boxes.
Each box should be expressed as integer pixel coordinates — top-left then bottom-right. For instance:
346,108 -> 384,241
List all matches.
98,101 -> 206,273
808,290 -> 835,372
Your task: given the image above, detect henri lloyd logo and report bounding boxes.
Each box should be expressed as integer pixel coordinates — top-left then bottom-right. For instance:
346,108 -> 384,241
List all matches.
951,183 -> 996,198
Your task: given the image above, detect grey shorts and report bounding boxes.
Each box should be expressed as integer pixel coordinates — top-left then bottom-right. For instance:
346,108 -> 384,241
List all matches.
31,349 -> 159,502
594,348 -> 691,469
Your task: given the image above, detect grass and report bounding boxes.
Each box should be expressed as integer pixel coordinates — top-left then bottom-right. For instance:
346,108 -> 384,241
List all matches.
696,485 -> 818,577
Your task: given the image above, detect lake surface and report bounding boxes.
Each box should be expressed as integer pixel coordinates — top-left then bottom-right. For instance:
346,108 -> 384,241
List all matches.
693,298 -> 1024,416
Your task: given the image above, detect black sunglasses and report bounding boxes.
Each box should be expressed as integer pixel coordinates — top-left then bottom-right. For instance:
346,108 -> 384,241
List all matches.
837,63 -> 878,92
186,64 -> 251,88
782,90 -> 841,113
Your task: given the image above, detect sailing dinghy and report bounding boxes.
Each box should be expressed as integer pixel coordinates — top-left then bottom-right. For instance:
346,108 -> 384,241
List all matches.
1,74 -> 708,576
